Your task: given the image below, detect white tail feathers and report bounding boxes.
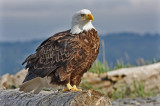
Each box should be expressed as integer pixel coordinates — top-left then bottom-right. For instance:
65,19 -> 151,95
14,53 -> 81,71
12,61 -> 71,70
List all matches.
19,76 -> 63,94
19,77 -> 44,94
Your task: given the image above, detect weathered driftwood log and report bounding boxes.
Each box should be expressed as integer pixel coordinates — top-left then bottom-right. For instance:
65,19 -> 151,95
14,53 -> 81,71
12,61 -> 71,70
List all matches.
0,89 -> 111,106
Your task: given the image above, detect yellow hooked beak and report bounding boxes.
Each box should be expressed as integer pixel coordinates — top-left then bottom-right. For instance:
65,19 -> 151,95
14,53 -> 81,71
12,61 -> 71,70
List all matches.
85,14 -> 94,21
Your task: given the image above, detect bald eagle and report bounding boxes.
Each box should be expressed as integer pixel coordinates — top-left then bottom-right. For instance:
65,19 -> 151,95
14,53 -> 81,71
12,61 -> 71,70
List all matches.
20,9 -> 100,93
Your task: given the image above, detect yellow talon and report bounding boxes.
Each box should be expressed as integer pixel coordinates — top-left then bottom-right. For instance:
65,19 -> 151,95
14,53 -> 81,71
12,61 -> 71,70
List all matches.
70,85 -> 82,91
62,84 -> 82,92
62,88 -> 69,92
62,83 -> 72,92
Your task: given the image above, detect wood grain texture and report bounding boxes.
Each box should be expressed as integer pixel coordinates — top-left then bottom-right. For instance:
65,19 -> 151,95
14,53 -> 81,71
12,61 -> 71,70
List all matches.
0,89 -> 111,106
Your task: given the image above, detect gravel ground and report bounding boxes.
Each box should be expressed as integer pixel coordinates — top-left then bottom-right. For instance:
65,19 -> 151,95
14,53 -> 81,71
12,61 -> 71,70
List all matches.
112,95 -> 160,106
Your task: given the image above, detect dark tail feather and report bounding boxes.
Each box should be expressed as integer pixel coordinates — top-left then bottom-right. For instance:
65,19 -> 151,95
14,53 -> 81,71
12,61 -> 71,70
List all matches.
22,60 -> 27,65
23,71 -> 38,83
22,54 -> 36,65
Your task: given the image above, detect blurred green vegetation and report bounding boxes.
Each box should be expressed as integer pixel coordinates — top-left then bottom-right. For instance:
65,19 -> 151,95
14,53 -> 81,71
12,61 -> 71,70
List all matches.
89,61 -> 107,74
89,58 -> 159,74
6,84 -> 17,89
110,80 -> 155,100
80,77 -> 158,100
85,59 -> 159,100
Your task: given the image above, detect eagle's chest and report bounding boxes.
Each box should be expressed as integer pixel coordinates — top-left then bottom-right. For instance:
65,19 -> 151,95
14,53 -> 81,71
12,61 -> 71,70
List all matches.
80,30 -> 100,61
89,35 -> 100,60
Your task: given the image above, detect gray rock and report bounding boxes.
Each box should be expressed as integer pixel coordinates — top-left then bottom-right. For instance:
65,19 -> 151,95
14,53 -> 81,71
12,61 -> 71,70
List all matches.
112,95 -> 160,106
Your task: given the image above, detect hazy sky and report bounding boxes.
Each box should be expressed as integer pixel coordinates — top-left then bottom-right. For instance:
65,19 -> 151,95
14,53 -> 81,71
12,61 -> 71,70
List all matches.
0,0 -> 160,42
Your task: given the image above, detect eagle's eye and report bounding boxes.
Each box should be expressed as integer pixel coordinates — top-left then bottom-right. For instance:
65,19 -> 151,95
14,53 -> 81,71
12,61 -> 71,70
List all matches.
81,14 -> 85,17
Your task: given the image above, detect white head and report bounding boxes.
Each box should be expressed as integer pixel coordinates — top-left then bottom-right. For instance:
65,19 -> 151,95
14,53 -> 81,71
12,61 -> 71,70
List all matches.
70,9 -> 95,34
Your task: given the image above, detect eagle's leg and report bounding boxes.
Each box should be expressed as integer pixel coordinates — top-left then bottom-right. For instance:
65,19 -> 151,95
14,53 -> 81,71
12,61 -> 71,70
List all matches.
70,85 -> 82,91
62,83 -> 73,92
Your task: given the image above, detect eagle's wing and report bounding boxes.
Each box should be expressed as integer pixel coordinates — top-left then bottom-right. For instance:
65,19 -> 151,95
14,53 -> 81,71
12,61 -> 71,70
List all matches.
22,31 -> 87,83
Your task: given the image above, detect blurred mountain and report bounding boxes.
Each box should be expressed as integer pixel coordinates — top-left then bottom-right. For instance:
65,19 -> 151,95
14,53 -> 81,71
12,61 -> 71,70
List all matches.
0,32 -> 160,75
99,32 -> 160,67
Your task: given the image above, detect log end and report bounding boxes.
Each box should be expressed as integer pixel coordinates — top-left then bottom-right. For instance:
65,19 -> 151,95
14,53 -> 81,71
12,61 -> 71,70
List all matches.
70,90 -> 112,106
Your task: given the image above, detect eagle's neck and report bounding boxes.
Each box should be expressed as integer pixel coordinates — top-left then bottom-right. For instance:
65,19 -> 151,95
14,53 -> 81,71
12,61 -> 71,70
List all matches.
70,21 -> 95,34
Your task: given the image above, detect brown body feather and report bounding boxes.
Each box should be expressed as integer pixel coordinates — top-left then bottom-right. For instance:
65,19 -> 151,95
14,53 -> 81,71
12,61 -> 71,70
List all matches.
22,28 -> 100,87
